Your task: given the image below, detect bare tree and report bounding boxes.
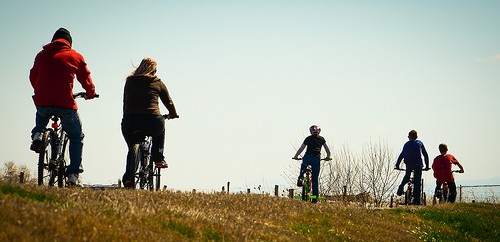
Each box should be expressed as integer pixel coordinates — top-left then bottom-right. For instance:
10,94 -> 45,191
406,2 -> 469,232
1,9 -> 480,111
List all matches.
358,140 -> 400,206
321,144 -> 360,196
1,161 -> 19,183
0,161 -> 34,184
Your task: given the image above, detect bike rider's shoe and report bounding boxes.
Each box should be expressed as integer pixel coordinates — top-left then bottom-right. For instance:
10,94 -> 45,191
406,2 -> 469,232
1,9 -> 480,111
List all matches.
67,173 -> 83,188
123,180 -> 134,189
396,186 -> 404,196
155,160 -> 169,168
311,198 -> 318,203
30,132 -> 42,153
297,178 -> 303,187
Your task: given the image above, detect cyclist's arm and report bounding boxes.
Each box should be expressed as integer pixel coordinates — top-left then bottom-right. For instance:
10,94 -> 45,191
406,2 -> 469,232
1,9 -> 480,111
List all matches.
159,81 -> 178,118
454,160 -> 465,173
323,143 -> 331,159
421,143 -> 430,169
395,150 -> 404,169
75,55 -> 96,99
293,143 -> 306,159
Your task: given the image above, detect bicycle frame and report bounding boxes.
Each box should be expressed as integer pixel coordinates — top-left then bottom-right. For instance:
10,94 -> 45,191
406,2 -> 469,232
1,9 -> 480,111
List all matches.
36,92 -> 98,187
132,134 -> 163,191
38,116 -> 69,187
395,168 -> 426,205
293,157 -> 330,202
432,170 -> 461,205
301,165 -> 313,201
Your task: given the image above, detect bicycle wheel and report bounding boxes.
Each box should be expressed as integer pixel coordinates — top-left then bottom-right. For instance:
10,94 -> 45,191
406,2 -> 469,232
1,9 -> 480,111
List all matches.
147,158 -> 154,191
57,134 -> 69,187
154,167 -> 161,191
443,187 -> 449,202
404,189 -> 412,205
131,144 -> 143,189
37,130 -> 51,186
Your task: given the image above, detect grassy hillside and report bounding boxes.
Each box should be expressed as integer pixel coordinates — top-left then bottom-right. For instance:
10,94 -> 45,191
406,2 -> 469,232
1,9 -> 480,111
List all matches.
0,183 -> 498,241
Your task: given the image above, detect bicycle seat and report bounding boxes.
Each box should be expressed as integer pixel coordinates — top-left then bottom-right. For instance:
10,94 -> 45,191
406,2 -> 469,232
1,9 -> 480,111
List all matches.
132,130 -> 148,143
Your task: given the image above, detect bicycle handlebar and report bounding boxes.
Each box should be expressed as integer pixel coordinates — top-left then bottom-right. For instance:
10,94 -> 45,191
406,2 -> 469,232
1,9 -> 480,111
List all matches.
394,167 -> 431,171
292,157 -> 332,161
73,92 -> 100,99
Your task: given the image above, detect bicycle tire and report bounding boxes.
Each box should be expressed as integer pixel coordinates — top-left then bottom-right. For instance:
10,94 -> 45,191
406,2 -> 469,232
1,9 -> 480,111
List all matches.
147,159 -> 154,191
155,167 -> 161,191
37,130 -> 51,186
131,144 -> 142,189
443,187 -> 449,202
404,189 -> 412,205
57,134 -> 69,187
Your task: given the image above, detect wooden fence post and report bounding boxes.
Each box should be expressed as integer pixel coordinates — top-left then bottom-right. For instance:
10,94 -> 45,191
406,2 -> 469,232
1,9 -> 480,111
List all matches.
459,185 -> 462,202
247,188 -> 250,194
274,185 -> 279,196
19,172 -> 25,184
288,189 -> 294,198
227,182 -> 230,193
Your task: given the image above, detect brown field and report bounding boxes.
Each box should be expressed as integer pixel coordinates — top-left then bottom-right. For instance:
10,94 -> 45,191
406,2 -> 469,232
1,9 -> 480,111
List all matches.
1,183 -> 498,241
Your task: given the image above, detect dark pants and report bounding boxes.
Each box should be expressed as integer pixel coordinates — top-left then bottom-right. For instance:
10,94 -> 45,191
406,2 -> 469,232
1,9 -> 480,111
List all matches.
121,114 -> 165,183
32,107 -> 84,175
435,181 -> 457,203
298,154 -> 320,197
398,167 -> 423,204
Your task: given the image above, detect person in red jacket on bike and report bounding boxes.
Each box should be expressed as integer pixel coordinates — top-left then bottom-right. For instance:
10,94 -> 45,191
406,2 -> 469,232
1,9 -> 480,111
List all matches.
29,28 -> 97,186
432,143 -> 464,203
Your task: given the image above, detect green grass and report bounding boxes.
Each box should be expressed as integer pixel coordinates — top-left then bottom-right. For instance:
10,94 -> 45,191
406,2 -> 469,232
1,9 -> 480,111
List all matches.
0,183 -> 60,203
0,182 -> 498,241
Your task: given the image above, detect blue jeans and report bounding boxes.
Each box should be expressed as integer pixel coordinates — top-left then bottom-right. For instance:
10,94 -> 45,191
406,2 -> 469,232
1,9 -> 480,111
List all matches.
398,167 -> 422,204
299,154 -> 321,197
32,107 -> 84,175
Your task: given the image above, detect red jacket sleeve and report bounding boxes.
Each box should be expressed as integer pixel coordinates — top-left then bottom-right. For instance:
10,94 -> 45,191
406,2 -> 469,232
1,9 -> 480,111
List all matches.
75,56 -> 96,98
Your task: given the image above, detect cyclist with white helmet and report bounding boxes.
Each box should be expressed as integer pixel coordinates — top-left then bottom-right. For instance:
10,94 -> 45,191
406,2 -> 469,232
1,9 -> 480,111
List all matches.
293,125 -> 332,203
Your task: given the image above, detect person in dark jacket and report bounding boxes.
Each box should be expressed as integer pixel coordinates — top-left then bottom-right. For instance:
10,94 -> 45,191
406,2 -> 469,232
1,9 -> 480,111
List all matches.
29,27 -> 97,186
121,57 -> 179,188
292,125 -> 332,203
395,130 -> 430,205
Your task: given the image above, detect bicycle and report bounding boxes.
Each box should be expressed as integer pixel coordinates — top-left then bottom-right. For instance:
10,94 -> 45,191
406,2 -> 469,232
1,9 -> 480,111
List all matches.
292,157 -> 331,202
37,92 -> 99,187
129,114 -> 174,191
432,170 -> 461,205
394,168 -> 428,205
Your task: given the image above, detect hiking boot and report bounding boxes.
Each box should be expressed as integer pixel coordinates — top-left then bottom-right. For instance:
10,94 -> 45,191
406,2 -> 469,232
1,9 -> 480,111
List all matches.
67,173 -> 83,188
123,180 -> 134,189
30,132 -> 42,153
155,160 -> 169,168
396,186 -> 404,196
297,178 -> 303,187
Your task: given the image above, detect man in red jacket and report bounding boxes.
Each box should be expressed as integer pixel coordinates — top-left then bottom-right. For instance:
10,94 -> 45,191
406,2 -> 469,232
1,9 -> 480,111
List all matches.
29,28 -> 97,186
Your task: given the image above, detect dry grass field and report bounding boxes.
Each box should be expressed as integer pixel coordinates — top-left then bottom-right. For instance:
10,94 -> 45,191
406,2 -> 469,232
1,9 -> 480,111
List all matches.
1,182 -> 498,241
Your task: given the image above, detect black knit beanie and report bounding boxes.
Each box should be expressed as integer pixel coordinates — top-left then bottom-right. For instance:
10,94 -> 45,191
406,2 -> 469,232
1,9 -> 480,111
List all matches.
52,28 -> 72,45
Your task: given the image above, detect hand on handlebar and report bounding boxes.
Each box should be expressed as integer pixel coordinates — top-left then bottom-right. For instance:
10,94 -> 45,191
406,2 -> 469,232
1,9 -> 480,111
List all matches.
167,113 -> 179,120
74,92 -> 99,100
292,157 -> 302,160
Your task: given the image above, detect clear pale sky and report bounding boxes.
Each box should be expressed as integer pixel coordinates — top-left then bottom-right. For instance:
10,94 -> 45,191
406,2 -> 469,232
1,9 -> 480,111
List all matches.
1,1 -> 499,192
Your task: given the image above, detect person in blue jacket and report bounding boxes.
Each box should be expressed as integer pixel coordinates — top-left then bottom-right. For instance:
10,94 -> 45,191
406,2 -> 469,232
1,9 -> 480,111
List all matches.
395,130 -> 430,205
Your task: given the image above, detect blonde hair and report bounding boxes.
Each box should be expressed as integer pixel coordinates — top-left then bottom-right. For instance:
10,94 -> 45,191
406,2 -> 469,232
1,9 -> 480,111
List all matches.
130,57 -> 157,77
